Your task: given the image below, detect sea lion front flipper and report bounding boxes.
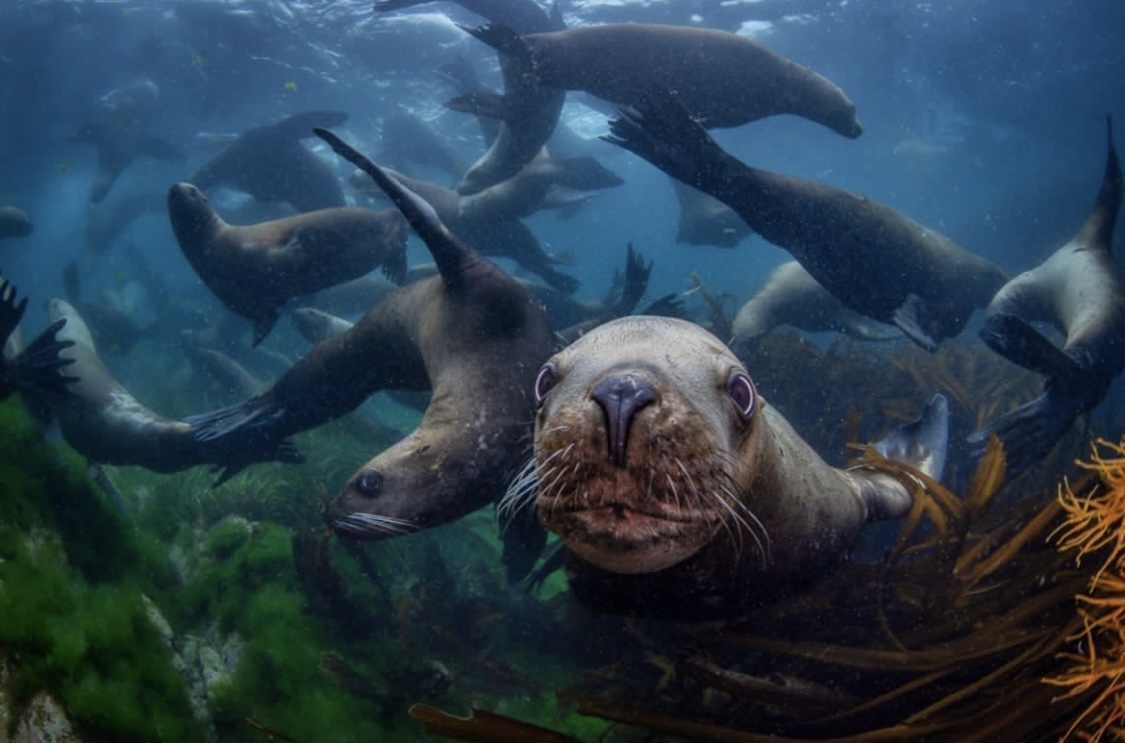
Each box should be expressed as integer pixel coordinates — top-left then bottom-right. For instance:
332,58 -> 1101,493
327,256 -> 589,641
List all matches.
968,391 -> 1077,477
0,276 -> 30,344
209,439 -> 305,488
4,319 -> 79,397
444,90 -> 515,122
873,393 -> 950,482
980,312 -> 1083,384
891,294 -> 939,352
185,394 -> 303,485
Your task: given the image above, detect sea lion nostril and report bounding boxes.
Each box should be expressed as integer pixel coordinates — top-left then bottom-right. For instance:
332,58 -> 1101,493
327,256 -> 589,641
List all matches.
590,374 -> 656,468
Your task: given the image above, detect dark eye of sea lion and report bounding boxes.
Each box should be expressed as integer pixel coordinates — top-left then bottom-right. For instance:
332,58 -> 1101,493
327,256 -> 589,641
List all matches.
727,370 -> 755,419
355,469 -> 383,497
534,362 -> 558,406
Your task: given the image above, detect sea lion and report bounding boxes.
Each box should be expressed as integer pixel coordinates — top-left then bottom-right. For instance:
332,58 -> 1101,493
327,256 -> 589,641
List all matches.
970,117 -> 1124,475
73,80 -> 180,204
504,315 -> 948,618
604,95 -> 1007,350
379,110 -> 464,185
33,299 -> 300,478
0,277 -> 75,403
375,0 -> 564,35
670,179 -> 752,248
0,206 -> 34,240
187,129 -> 553,536
450,23 -> 566,195
350,166 -> 579,293
290,307 -> 357,345
730,261 -> 901,356
167,182 -> 410,345
473,22 -> 863,136
187,111 -> 349,212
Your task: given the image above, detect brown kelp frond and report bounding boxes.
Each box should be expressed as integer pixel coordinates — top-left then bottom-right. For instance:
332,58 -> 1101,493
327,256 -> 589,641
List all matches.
1042,438 -> 1125,743
408,703 -> 585,743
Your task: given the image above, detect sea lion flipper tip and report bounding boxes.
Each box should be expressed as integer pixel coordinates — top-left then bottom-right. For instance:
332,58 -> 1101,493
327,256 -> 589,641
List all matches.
980,312 -> 1082,384
891,294 -> 939,352
873,392 -> 950,483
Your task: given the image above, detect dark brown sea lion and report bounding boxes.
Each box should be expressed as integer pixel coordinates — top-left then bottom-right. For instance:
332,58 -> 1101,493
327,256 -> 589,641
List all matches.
0,206 -> 34,240
504,315 -> 948,618
475,22 -> 862,136
167,183 -> 410,345
0,278 -> 75,402
730,260 -> 901,356
604,96 -> 1008,350
33,299 -> 299,477
187,129 -> 553,536
187,111 -> 348,212
970,118 -> 1124,475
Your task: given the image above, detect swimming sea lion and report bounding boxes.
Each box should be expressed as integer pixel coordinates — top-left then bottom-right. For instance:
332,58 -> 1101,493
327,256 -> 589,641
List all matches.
505,315 -> 948,618
167,182 -> 410,345
375,0 -> 564,34
474,22 -> 862,136
34,299 -> 300,478
730,260 -> 901,356
670,179 -> 752,248
0,206 -> 34,240
187,129 -> 553,536
188,111 -> 348,212
604,95 -> 1007,350
970,117 -> 1124,475
0,278 -> 75,402
450,23 -> 566,195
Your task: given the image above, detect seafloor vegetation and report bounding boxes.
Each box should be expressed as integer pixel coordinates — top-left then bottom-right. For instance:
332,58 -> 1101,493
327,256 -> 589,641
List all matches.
1,334 -> 1121,742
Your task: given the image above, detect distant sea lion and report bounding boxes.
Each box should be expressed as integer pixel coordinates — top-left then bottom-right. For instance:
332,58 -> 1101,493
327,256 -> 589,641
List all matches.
35,299 -> 299,478
0,206 -> 34,240
379,109 -> 463,184
167,182 -> 410,345
476,22 -> 862,136
604,96 -> 1007,350
188,129 -> 553,535
351,166 -> 579,292
970,118 -> 1124,475
188,111 -> 349,212
670,179 -> 752,248
375,0 -> 564,34
505,316 -> 948,618
730,261 -> 901,356
0,278 -> 75,402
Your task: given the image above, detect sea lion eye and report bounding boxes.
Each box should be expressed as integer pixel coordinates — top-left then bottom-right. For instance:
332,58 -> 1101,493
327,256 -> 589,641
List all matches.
727,371 -> 755,419
534,363 -> 558,405
355,469 -> 382,496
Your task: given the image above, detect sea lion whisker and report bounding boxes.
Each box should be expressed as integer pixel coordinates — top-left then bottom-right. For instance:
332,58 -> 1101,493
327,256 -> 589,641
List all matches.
333,512 -> 418,537
499,457 -> 541,523
717,482 -> 771,567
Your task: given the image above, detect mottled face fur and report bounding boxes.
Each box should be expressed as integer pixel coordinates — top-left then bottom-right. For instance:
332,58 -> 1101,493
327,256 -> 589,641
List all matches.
507,316 -> 763,574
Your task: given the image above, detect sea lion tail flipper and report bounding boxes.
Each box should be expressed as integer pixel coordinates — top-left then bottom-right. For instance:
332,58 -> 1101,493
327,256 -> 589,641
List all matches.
967,392 -> 1076,477
891,294 -> 939,351
251,312 -> 280,347
980,312 -> 1084,385
5,318 -> 79,396
873,392 -> 950,482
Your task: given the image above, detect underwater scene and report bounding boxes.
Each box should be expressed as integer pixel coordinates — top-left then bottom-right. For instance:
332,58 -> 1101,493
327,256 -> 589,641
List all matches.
1,0 -> 1123,741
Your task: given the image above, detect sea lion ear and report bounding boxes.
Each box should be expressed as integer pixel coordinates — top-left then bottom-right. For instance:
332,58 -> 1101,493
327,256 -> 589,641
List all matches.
533,362 -> 558,406
726,369 -> 755,420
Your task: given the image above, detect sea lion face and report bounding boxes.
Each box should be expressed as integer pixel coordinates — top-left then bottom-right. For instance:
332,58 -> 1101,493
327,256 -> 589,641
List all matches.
528,316 -> 758,574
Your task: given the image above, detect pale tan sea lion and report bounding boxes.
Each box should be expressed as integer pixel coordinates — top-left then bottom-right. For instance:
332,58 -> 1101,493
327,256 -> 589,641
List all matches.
187,129 -> 554,535
478,22 -> 862,136
506,316 -> 947,618
167,183 -> 409,345
604,95 -> 1007,351
970,117 -> 1124,475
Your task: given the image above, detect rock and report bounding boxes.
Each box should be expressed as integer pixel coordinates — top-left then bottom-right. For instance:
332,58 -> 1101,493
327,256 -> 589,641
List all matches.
12,693 -> 82,743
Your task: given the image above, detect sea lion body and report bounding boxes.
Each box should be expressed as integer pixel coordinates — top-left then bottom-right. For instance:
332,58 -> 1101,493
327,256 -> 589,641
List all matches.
0,206 -> 34,240
731,260 -> 901,354
605,99 -> 1007,349
517,316 -> 946,618
972,120 -> 1124,473
514,23 -> 862,136
188,130 -> 553,532
188,111 -> 348,212
168,182 -> 409,344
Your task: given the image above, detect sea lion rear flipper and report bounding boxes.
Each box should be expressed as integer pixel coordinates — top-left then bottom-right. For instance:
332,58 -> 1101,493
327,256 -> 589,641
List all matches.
252,312 -> 280,347
891,294 -> 939,351
5,319 -> 79,396
458,23 -> 530,61
980,312 -> 1083,384
272,110 -> 349,140
873,393 -> 950,482
0,276 -> 30,344
613,242 -> 652,316
444,90 -> 516,122
967,391 -> 1077,477
209,438 -> 304,488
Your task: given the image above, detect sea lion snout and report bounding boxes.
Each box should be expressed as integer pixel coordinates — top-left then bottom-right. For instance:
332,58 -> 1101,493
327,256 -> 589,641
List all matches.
590,374 -> 656,468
